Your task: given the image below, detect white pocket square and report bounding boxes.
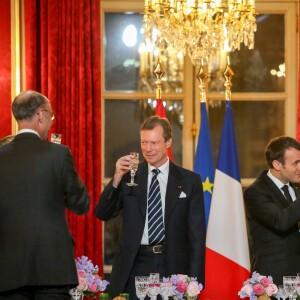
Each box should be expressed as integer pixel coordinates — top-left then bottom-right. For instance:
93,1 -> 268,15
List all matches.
179,191 -> 186,198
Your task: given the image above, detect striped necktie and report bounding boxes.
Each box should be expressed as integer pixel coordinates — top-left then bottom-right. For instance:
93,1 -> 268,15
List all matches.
148,169 -> 165,245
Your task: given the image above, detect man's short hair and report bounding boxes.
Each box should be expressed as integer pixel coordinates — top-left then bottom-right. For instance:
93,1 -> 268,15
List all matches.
265,136 -> 300,168
140,116 -> 172,141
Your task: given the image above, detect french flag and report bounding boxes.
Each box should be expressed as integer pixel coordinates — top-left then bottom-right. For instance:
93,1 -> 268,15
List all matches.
200,101 -> 250,300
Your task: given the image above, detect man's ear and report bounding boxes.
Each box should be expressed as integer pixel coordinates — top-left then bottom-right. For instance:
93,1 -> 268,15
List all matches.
166,139 -> 172,149
272,160 -> 282,171
36,110 -> 43,123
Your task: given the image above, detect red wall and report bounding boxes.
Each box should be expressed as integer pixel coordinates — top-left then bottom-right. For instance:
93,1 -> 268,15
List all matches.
0,0 -> 11,138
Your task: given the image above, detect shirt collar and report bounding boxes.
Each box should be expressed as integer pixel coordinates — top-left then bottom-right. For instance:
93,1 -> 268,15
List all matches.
267,169 -> 289,189
148,158 -> 170,175
17,129 -> 40,137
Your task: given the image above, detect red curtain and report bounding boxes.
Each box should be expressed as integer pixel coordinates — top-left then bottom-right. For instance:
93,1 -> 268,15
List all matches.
0,0 -> 11,138
24,0 -> 103,272
298,3 -> 300,140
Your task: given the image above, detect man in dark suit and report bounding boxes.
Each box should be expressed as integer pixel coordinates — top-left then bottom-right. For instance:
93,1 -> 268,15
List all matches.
96,116 -> 206,299
244,136 -> 300,285
0,91 -> 90,299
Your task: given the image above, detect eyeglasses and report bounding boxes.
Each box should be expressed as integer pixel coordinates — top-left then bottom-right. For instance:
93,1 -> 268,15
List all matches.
40,109 -> 55,121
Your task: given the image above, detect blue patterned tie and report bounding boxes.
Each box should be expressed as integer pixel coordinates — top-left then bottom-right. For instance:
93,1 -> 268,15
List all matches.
148,169 -> 165,245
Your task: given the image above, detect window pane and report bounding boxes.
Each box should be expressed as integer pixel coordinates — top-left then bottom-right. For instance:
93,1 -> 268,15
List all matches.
208,100 -> 284,178
104,99 -> 183,178
104,13 -> 184,93
208,14 -> 285,93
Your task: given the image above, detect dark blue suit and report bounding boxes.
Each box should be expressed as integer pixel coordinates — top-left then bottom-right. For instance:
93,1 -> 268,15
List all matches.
244,170 -> 300,285
96,161 -> 206,298
0,133 -> 90,294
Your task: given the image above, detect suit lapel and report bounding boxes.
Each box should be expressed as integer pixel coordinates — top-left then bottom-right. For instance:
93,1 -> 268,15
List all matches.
261,171 -> 292,207
165,162 -> 184,226
135,161 -> 149,219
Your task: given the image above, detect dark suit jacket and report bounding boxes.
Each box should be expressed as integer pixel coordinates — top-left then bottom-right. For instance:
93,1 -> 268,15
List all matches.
244,170 -> 300,285
96,161 -> 206,297
0,133 -> 90,292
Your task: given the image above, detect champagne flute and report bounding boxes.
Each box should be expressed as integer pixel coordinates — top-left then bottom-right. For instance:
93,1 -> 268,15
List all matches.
127,152 -> 139,186
135,276 -> 149,300
148,273 -> 160,300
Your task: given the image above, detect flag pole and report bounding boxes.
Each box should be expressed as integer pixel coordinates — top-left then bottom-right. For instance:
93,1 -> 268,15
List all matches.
194,60 -> 215,228
153,60 -> 173,160
223,54 -> 235,101
154,60 -> 164,101
196,60 -> 208,103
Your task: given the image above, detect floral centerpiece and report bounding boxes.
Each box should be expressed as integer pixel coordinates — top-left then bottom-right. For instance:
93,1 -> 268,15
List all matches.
238,271 -> 278,300
163,274 -> 203,299
71,256 -> 109,298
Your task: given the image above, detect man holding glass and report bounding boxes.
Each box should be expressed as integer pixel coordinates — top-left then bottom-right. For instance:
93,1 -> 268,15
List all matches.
244,136 -> 300,286
0,91 -> 90,299
96,116 -> 206,299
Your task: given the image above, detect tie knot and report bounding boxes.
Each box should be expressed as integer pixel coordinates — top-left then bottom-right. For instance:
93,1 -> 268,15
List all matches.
152,169 -> 160,176
281,185 -> 289,192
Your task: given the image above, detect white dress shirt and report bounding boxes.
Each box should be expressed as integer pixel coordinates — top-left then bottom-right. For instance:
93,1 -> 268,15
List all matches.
141,159 -> 169,245
267,170 -> 296,201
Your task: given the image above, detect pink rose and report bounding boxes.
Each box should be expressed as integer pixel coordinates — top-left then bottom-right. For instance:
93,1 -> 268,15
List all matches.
177,281 -> 188,293
253,284 -> 265,295
77,277 -> 87,290
89,282 -> 98,292
241,284 -> 253,296
78,271 -> 86,278
260,277 -> 271,287
187,281 -> 201,297
266,284 -> 278,296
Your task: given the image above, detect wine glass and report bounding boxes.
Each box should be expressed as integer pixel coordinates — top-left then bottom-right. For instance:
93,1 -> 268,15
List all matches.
126,152 -> 139,186
69,288 -> 84,300
283,276 -> 297,300
148,273 -> 160,300
278,285 -> 289,300
135,276 -> 149,300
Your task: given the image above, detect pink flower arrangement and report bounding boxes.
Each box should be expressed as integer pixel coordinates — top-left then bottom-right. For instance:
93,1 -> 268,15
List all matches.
238,272 -> 278,300
72,256 -> 109,298
163,274 -> 203,299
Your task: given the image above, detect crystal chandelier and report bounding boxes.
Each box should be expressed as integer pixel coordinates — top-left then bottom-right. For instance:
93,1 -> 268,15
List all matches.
143,0 -> 257,65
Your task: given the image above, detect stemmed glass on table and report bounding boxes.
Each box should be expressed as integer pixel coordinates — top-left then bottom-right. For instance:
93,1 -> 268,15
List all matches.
278,285 -> 289,300
126,152 -> 139,186
148,273 -> 160,300
283,276 -> 298,300
135,276 -> 149,300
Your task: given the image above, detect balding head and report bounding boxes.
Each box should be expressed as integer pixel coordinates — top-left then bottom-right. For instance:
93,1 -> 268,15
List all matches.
12,91 -> 49,121
12,91 -> 54,141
